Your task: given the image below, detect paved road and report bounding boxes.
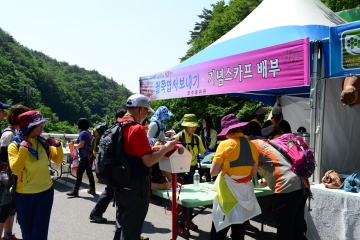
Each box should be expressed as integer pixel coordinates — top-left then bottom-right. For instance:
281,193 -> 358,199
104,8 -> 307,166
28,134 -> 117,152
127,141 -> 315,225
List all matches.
11,175 -> 277,240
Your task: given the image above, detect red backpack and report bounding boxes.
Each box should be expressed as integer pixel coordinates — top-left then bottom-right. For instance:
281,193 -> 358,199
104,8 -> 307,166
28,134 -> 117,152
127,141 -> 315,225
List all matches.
269,133 -> 316,179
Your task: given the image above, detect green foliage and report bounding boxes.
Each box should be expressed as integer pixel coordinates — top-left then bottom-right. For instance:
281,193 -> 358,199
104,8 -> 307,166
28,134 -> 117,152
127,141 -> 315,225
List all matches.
0,28 -> 133,132
321,0 -> 360,12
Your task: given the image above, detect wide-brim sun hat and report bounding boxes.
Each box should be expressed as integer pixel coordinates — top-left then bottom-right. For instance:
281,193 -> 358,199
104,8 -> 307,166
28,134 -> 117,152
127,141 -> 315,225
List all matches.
181,114 -> 199,127
17,110 -> 50,136
218,114 -> 249,137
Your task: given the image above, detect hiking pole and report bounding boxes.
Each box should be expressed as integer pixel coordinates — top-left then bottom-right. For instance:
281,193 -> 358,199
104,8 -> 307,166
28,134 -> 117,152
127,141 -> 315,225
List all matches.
172,173 -> 177,240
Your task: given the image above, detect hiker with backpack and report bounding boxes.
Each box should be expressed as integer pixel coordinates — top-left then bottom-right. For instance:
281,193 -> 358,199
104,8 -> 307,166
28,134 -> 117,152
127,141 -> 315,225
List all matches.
89,108 -> 126,223
0,103 -> 27,240
209,114 -> 261,240
67,118 -> 96,197
112,94 -> 176,240
261,106 -> 292,139
146,106 -> 173,204
8,110 -> 64,240
173,113 -> 206,235
251,138 -> 310,240
147,106 -> 173,140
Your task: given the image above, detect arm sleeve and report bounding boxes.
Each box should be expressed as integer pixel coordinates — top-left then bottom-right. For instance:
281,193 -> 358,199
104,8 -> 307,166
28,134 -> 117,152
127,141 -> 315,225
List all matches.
49,145 -> 64,164
8,143 -> 27,176
261,120 -> 274,137
147,122 -> 158,138
197,136 -> 206,157
173,134 -> 179,141
209,129 -> 218,150
213,140 -> 235,165
129,126 -> 153,157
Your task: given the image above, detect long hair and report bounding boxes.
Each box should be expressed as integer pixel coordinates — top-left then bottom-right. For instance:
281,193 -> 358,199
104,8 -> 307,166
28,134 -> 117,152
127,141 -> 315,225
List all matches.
200,116 -> 215,137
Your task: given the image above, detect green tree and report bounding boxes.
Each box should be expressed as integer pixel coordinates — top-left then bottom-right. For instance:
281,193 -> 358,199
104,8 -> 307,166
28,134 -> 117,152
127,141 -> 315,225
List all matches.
321,0 -> 360,12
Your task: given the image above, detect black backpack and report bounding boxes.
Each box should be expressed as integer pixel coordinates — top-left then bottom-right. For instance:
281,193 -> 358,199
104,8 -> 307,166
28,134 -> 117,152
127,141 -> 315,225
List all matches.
95,120 -> 137,188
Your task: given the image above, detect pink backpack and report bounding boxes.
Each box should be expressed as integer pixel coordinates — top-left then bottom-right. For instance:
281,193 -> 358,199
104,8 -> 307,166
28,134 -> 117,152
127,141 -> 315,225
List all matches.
269,133 -> 316,179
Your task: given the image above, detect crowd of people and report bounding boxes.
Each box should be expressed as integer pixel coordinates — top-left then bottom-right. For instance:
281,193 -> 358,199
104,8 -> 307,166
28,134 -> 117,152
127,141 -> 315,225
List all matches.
0,95 -> 309,240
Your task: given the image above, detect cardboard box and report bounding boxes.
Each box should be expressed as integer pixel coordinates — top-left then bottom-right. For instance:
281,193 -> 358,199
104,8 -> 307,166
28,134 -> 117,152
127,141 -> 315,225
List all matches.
159,144 -> 192,173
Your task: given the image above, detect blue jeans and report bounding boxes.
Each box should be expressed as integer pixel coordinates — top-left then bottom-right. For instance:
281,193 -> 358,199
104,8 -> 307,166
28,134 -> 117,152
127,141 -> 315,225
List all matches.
16,186 -> 54,240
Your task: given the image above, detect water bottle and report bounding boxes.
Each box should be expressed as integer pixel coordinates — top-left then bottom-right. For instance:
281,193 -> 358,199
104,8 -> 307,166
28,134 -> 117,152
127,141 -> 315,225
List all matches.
193,170 -> 200,189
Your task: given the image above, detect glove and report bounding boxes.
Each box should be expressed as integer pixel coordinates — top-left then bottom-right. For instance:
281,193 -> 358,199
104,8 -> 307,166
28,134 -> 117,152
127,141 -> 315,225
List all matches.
47,137 -> 61,147
20,140 -> 32,148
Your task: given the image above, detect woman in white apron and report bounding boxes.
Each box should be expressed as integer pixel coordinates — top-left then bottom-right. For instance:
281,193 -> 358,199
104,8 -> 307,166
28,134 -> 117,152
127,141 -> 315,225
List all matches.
209,114 -> 261,240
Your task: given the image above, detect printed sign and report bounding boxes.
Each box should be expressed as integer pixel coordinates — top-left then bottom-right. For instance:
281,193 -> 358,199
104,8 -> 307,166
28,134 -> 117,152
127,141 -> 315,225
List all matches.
329,21 -> 360,77
140,38 -> 309,100
342,28 -> 360,70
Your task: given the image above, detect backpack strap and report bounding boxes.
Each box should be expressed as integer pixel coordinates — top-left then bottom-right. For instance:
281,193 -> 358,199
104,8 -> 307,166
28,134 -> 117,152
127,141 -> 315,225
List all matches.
155,121 -> 161,138
37,136 -> 50,158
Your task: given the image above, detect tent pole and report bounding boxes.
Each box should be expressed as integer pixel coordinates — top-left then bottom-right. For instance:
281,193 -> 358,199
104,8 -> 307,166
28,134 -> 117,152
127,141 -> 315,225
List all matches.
310,41 -> 320,184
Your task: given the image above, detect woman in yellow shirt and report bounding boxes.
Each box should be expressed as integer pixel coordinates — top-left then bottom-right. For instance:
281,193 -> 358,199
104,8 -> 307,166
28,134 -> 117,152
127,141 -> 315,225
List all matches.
8,110 -> 64,240
210,114 -> 261,240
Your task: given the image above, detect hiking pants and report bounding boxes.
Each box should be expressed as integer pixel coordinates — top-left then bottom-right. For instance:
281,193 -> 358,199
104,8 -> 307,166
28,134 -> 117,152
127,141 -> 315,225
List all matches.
75,157 -> 95,190
273,188 -> 308,240
16,186 -> 54,240
113,176 -> 150,240
210,221 -> 246,240
91,186 -> 114,216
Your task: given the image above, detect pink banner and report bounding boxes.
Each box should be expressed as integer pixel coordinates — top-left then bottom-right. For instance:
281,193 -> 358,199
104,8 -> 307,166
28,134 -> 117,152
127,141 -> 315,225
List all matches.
140,38 -> 309,100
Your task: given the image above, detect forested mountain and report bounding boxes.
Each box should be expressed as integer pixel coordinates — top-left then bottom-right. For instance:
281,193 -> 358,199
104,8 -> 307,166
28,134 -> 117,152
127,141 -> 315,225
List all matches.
0,28 -> 132,133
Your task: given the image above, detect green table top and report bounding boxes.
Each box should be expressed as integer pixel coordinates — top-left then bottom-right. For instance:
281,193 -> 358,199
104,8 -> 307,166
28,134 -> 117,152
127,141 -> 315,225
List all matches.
152,182 -> 273,208
200,163 -> 211,169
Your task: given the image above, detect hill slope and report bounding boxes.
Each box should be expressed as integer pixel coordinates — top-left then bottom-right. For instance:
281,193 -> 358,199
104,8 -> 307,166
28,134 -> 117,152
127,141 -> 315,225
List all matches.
0,28 -> 132,126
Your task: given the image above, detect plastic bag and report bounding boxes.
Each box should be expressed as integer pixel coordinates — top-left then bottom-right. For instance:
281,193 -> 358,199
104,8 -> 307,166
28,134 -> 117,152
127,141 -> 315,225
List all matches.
71,159 -> 79,172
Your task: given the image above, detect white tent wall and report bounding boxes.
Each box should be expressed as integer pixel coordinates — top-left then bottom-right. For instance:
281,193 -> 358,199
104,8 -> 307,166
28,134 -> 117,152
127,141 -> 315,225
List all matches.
319,78 -> 360,180
267,96 -> 311,133
279,96 -> 311,133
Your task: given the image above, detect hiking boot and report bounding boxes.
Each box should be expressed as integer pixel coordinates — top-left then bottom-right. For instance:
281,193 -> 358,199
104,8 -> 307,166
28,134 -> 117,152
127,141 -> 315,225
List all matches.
89,214 -> 107,223
178,223 -> 187,235
66,189 -> 79,197
184,220 -> 198,230
87,187 -> 96,195
139,235 -> 149,240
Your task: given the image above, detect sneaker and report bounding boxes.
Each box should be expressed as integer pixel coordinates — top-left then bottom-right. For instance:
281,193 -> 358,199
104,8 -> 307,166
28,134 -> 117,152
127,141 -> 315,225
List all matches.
5,234 -> 22,240
178,223 -> 187,235
245,223 -> 259,232
89,214 -> 107,223
184,220 -> 198,230
139,235 -> 149,240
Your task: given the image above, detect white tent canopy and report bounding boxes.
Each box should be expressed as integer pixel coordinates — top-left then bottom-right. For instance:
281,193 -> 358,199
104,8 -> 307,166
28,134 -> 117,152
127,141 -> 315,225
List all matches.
213,0 -> 345,45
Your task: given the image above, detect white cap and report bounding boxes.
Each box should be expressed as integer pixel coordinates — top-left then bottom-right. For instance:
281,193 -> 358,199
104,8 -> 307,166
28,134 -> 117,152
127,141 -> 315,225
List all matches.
126,94 -> 154,113
272,106 -> 282,115
255,107 -> 268,115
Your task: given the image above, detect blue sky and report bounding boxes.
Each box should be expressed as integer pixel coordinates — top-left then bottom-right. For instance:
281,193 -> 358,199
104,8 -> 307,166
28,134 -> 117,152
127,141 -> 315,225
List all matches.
0,1 -> 221,93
